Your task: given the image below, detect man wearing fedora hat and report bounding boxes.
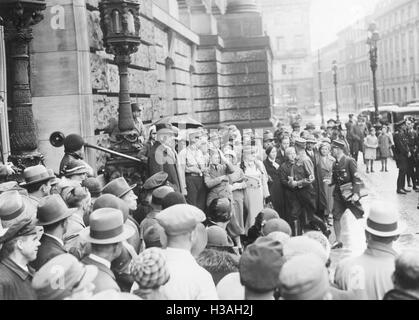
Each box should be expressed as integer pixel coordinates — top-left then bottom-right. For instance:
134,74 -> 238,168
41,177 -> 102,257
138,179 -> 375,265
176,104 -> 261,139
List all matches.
148,123 -> 185,194
0,191 -> 37,229
80,208 -> 135,294
0,218 -> 40,300
20,165 -> 55,206
30,195 -> 76,271
334,201 -> 405,300
178,128 -> 207,210
154,204 -> 218,299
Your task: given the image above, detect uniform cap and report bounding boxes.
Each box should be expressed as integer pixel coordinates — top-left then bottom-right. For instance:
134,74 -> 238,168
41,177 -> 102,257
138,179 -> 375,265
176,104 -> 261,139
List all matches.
142,172 -> 168,191
331,140 -> 345,149
156,204 -> 206,236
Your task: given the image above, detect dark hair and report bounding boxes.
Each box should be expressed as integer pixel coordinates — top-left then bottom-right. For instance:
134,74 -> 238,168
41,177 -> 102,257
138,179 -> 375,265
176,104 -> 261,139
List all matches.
207,198 -> 232,223
25,181 -> 48,194
0,238 -> 19,260
43,219 -> 66,233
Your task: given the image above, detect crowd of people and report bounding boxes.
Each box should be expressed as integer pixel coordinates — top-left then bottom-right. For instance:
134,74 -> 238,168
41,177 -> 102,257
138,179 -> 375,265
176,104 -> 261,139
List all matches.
0,113 -> 418,300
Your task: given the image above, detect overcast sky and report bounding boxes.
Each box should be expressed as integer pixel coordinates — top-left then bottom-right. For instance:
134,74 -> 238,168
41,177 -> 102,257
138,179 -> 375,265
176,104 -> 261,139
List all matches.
310,0 -> 381,50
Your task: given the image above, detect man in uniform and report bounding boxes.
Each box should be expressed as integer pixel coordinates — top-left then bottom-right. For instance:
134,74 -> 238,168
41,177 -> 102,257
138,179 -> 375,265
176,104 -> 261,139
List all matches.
178,129 -> 207,210
393,120 -> 411,194
327,140 -> 364,249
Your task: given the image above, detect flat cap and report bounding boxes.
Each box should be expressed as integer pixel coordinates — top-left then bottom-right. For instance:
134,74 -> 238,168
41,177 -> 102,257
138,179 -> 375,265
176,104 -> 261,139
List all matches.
279,253 -> 330,300
239,237 -> 285,292
143,172 -> 168,191
151,186 -> 174,206
0,218 -> 37,244
283,236 -> 328,264
331,140 -> 345,149
156,204 -> 206,236
161,192 -> 186,209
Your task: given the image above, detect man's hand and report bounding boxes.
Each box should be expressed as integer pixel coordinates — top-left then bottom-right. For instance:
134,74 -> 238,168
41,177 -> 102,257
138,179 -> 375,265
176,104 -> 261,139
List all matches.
5,163 -> 16,175
352,193 -> 360,202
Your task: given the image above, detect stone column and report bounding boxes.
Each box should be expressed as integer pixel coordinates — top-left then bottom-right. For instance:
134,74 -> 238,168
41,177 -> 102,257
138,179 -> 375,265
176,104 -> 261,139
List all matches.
0,0 -> 46,169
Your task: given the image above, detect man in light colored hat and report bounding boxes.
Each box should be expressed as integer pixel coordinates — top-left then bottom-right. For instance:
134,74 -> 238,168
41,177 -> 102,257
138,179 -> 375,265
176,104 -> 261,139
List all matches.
178,128 -> 207,210
30,194 -> 76,271
155,204 -> 218,299
102,176 -> 138,212
0,191 -> 37,229
0,218 -> 40,300
20,165 -> 55,207
80,208 -> 135,294
334,201 -> 405,300
148,123 -> 184,194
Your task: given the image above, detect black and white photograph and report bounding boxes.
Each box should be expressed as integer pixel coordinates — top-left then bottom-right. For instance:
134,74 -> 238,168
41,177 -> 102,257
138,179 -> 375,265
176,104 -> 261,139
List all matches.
0,0 -> 419,303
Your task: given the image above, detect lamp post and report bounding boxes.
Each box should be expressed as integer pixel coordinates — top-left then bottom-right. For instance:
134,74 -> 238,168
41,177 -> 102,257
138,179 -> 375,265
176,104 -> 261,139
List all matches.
367,21 -> 380,125
99,0 -> 144,185
99,0 -> 141,149
0,0 -> 46,170
332,60 -> 339,121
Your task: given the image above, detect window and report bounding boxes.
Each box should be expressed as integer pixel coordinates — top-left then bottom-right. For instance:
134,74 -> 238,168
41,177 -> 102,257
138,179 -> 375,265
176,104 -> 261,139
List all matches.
282,64 -> 287,75
404,87 -> 408,101
392,88 -> 396,101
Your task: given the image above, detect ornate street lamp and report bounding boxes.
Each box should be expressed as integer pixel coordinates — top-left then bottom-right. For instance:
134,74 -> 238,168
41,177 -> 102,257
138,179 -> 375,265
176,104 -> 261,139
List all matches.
332,60 -> 339,122
99,0 -> 141,149
367,21 -> 380,125
0,0 -> 46,170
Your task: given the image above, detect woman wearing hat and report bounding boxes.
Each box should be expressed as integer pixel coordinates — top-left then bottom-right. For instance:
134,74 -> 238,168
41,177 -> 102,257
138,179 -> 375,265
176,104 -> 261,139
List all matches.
263,146 -> 285,219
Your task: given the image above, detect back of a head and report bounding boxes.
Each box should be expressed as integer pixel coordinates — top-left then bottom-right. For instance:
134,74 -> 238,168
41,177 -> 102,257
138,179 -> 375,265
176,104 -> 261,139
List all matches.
93,194 -> 129,222
394,250 -> 419,290
254,208 -> 279,229
62,186 -> 90,208
303,231 -> 331,260
207,198 -> 231,223
261,218 -> 292,237
161,192 -> 186,209
216,272 -> 244,300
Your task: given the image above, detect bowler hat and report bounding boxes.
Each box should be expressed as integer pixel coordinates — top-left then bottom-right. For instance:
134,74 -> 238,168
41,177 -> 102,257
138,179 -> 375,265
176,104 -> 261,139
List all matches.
63,160 -> 89,177
64,134 -> 85,153
143,171 -> 168,191
79,208 -> 135,245
156,204 -> 206,236
102,177 -> 137,198
20,165 -> 55,187
331,140 -> 345,149
32,253 -> 98,300
93,194 -> 129,223
0,218 -> 37,244
36,194 -> 77,226
239,237 -> 285,292
364,201 -> 406,237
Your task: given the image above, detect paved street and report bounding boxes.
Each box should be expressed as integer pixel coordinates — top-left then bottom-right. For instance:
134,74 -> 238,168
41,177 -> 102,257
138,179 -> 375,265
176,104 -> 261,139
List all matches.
329,155 -> 419,276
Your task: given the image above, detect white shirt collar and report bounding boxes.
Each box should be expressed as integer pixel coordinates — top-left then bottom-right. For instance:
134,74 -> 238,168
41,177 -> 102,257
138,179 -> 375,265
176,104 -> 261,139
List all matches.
88,254 -> 111,269
44,233 -> 64,247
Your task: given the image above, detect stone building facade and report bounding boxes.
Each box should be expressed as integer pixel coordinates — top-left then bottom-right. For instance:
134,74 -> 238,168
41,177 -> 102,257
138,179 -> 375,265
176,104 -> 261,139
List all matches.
0,0 -> 274,173
313,0 -> 419,115
258,0 -> 314,115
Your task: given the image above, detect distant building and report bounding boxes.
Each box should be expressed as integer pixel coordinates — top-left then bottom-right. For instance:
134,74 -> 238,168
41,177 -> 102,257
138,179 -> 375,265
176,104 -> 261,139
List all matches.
258,0 -> 314,116
314,0 -> 419,115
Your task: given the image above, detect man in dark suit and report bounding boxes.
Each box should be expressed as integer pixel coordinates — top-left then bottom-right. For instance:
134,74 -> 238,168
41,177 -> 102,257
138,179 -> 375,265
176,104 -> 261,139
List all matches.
393,120 -> 411,194
148,123 -> 184,194
80,207 -> 135,294
30,195 -> 75,271
276,135 -> 290,165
